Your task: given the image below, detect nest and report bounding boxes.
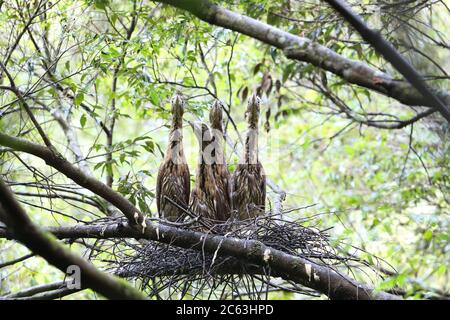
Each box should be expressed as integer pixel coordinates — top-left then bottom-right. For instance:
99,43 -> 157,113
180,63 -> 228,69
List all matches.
99,210 -> 392,299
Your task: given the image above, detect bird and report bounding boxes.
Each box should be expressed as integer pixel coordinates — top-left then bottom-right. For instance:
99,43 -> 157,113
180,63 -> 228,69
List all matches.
231,93 -> 266,220
156,94 -> 190,222
209,100 -> 232,222
189,121 -> 219,224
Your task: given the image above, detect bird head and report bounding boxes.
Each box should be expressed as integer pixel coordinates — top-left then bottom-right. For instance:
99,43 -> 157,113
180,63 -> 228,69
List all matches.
170,93 -> 185,122
245,93 -> 260,128
209,100 -> 224,131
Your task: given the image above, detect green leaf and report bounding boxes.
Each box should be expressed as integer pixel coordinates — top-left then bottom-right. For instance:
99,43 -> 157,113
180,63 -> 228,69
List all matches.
74,92 -> 84,106
80,114 -> 87,128
119,153 -> 126,164
423,230 -> 433,241
138,199 -> 147,213
94,0 -> 109,10
149,90 -> 160,106
94,162 -> 103,171
143,141 -> 155,153
111,13 -> 117,26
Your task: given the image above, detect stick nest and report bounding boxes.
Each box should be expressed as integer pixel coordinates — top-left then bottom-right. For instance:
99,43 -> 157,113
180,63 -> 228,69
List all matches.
98,211 -> 391,299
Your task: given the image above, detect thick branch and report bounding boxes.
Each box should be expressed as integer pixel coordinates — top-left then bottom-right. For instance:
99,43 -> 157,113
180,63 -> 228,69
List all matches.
1,221 -> 400,300
323,0 -> 450,122
153,0 -> 450,111
0,179 -> 145,300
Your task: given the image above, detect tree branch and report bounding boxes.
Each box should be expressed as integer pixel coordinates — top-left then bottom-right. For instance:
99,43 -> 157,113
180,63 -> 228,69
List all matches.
11,287 -> 82,300
323,0 -> 450,122
0,132 -> 145,228
0,66 -> 55,149
0,178 -> 145,300
153,0 -> 450,113
0,220 -> 401,300
0,253 -> 35,269
4,281 -> 66,298
105,0 -> 139,188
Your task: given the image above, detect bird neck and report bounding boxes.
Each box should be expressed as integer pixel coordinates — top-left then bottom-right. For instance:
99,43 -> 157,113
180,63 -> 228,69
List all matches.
196,159 -> 213,188
195,133 -> 214,186
172,116 -> 183,130
211,127 -> 226,165
169,125 -> 183,143
244,126 -> 258,164
166,127 -> 185,164
169,111 -> 183,145
197,138 -> 211,164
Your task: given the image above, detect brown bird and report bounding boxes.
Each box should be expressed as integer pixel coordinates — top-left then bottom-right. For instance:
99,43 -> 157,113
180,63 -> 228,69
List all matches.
231,93 -> 266,220
156,94 -> 190,221
189,121 -> 219,223
209,100 -> 231,221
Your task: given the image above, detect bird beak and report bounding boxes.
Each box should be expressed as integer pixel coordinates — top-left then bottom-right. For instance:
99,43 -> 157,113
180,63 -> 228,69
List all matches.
172,94 -> 183,107
187,120 -> 201,135
249,93 -> 259,106
212,100 -> 222,111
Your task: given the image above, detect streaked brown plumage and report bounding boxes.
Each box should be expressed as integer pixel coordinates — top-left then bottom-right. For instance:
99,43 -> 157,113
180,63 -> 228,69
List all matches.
231,93 -> 266,219
156,94 -> 190,221
209,101 -> 231,221
189,122 -> 219,222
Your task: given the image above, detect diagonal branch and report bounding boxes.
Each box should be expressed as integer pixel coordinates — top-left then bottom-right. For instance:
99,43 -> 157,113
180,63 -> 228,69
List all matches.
0,63 -> 55,149
11,287 -> 82,300
0,253 -> 35,269
152,0 -> 450,113
0,132 -> 145,228
0,178 -> 145,300
323,0 -> 450,122
4,281 -> 66,298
